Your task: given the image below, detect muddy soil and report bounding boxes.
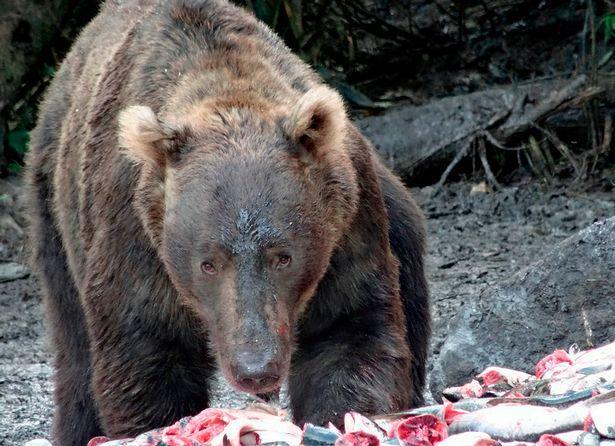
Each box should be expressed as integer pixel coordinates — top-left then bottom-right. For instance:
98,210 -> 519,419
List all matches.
0,176 -> 613,445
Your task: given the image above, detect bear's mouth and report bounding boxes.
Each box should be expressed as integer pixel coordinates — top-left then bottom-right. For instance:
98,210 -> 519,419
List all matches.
256,390 -> 280,403
232,373 -> 283,395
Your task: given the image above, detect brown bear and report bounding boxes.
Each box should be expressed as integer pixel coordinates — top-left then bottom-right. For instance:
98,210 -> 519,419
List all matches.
24,0 -> 430,445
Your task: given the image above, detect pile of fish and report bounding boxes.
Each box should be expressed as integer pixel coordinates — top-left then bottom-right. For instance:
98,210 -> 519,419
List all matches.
378,341 -> 615,445
26,341 -> 615,446
84,407 -> 303,446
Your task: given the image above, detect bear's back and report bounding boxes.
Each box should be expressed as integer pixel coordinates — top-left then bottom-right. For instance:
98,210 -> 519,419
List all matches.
27,0 -> 161,283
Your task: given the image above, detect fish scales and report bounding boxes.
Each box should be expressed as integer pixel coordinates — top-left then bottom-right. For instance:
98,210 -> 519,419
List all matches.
448,404 -> 589,442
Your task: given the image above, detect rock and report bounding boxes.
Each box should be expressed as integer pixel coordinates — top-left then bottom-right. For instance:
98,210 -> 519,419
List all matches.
0,261 -> 30,282
0,178 -> 26,256
470,182 -> 491,195
0,214 -> 24,237
430,217 -> 615,398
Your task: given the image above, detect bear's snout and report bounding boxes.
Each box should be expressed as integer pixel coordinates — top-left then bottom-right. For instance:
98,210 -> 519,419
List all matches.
229,347 -> 283,394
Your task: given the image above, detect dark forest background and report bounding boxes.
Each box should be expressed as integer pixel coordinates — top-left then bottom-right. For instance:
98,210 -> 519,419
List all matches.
1,0 -> 614,187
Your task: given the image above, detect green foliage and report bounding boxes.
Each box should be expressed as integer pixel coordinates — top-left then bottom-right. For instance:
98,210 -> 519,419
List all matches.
282,0 -> 303,41
244,0 -> 303,44
6,162 -> 22,174
43,63 -> 56,78
599,12 -> 615,42
7,129 -> 30,156
246,0 -> 284,29
1,0 -> 99,177
4,97 -> 36,175
3,127 -> 29,175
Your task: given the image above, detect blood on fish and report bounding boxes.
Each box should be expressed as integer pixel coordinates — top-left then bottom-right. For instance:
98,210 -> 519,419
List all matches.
343,412 -> 387,441
88,407 -> 302,446
86,438 -> 112,446
444,380 -> 485,401
165,437 -> 193,446
478,367 -> 533,388
389,414 -> 448,446
535,350 -> 573,379
460,380 -> 485,398
583,415 -> 594,432
441,403 -> 468,424
536,434 -> 569,446
162,409 -> 230,443
334,432 -> 380,446
480,370 -> 503,387
505,391 -> 525,398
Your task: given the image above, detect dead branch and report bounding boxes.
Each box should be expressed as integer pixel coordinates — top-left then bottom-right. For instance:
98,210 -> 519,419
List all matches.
356,75 -> 608,182
532,124 -> 582,178
435,140 -> 473,189
478,138 -> 502,190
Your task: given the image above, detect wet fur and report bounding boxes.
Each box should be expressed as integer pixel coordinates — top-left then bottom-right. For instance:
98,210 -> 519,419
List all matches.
24,0 -> 430,444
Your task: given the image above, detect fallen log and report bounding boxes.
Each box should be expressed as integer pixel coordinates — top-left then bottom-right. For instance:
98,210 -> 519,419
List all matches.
354,75 -> 607,184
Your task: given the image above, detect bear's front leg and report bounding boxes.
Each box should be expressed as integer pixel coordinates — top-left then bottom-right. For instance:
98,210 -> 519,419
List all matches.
82,234 -> 215,437
288,324 -> 412,426
88,328 -> 214,437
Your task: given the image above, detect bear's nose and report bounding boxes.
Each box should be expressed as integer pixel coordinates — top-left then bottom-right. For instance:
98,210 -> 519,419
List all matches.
230,348 -> 282,394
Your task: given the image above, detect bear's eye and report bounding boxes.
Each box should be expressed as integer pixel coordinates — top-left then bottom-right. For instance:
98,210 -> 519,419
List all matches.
201,261 -> 217,275
275,254 -> 292,270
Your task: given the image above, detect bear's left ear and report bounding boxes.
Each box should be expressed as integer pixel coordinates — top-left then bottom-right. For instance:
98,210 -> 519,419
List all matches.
118,105 -> 185,167
285,86 -> 348,160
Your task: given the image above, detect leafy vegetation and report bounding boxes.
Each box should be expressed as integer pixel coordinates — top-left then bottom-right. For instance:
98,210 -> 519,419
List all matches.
600,12 -> 615,41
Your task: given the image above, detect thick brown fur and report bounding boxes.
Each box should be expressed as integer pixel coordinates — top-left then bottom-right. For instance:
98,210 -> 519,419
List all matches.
24,1 -> 430,445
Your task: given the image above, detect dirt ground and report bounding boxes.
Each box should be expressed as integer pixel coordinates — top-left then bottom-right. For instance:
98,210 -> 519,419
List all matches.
0,176 -> 613,445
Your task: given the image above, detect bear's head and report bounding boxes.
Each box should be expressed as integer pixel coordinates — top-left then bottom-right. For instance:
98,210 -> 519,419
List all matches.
118,85 -> 359,395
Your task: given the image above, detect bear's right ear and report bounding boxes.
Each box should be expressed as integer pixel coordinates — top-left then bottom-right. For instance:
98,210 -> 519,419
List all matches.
285,86 -> 348,162
118,105 -> 184,167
